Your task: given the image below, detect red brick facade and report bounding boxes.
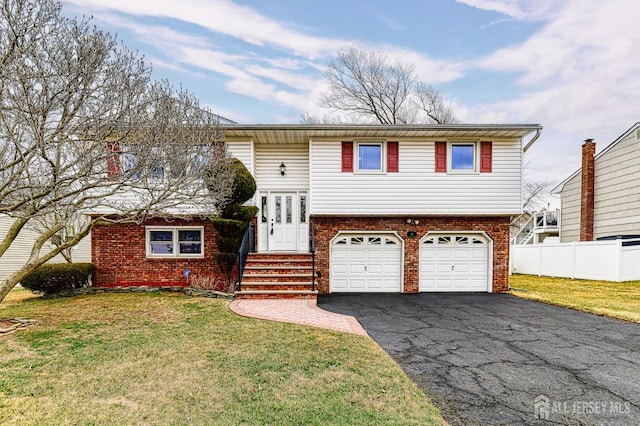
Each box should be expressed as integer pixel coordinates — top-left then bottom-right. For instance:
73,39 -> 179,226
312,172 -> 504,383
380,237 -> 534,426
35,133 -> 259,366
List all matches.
580,139 -> 596,241
311,215 -> 511,294
91,217 -> 223,287
92,215 -> 511,293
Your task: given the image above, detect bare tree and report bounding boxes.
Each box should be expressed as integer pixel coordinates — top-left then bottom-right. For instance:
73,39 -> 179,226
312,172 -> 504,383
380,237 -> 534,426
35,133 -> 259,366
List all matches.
413,82 -> 457,124
521,158 -> 553,211
315,47 -> 457,125
0,0 -> 232,303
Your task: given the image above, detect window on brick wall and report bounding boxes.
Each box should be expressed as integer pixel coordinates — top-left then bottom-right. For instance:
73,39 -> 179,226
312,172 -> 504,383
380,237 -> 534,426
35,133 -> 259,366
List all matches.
146,226 -> 204,258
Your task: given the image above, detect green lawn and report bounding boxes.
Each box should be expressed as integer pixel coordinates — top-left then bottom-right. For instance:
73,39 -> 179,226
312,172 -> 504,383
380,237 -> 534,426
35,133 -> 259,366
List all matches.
0,287 -> 444,425
510,274 -> 640,323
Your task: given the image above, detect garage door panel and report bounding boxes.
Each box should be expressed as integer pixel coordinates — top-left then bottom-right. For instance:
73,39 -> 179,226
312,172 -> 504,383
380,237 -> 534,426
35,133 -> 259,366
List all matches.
367,249 -> 383,260
422,249 -> 436,259
385,250 -> 401,260
437,248 -> 454,258
420,233 -> 490,292
331,233 -> 402,293
349,264 -> 366,274
385,264 -> 400,274
471,264 -> 487,273
471,248 -> 487,258
350,250 -> 366,260
332,264 -> 348,274
366,279 -> 383,289
368,264 -> 383,274
453,263 -> 470,273
332,249 -> 348,260
332,279 -> 348,290
349,278 -> 366,289
454,250 -> 470,259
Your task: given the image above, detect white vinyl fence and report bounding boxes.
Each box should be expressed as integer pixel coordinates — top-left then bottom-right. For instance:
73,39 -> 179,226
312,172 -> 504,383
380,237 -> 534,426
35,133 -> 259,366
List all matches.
511,239 -> 640,282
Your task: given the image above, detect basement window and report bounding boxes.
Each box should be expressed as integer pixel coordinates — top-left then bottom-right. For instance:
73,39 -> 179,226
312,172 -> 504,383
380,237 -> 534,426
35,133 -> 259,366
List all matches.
146,226 -> 204,258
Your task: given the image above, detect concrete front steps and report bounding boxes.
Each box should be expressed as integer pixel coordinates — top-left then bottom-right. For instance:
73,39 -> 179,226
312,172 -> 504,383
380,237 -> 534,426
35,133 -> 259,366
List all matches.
235,253 -> 318,299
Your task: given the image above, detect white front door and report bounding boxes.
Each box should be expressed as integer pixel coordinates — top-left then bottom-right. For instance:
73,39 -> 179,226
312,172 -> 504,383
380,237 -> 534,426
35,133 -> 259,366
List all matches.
269,193 -> 298,251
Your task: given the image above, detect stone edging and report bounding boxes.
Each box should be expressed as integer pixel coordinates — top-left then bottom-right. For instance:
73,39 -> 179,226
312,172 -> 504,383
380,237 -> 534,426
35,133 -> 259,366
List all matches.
43,286 -> 234,300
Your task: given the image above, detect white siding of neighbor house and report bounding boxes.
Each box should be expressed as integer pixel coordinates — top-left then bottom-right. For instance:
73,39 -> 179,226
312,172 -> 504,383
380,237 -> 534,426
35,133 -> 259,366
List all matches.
593,132 -> 640,239
559,130 -> 640,242
309,139 -> 522,215
0,215 -> 91,281
255,144 -> 309,192
559,174 -> 581,242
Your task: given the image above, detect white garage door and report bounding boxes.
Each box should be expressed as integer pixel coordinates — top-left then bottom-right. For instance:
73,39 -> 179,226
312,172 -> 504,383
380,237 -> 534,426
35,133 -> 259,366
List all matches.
420,234 -> 490,292
331,234 -> 402,292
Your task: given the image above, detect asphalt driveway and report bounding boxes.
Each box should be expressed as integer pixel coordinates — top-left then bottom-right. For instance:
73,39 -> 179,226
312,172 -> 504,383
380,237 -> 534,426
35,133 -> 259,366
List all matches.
318,293 -> 640,425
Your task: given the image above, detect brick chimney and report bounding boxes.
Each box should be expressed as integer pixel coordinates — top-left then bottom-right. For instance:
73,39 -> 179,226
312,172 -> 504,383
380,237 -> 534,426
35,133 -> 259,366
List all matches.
580,139 -> 596,241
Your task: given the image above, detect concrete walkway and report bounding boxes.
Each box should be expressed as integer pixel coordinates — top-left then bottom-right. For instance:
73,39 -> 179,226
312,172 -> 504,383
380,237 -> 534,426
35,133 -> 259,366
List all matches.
228,298 -> 367,336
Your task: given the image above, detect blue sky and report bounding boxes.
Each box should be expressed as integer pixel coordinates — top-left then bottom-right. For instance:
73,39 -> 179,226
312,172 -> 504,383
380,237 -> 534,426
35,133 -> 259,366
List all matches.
61,0 -> 640,197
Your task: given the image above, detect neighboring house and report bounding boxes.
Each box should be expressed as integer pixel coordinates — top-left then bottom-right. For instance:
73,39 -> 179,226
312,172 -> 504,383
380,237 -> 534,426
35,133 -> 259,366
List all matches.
0,214 -> 91,281
510,209 -> 560,245
91,124 -> 541,296
552,122 -> 640,242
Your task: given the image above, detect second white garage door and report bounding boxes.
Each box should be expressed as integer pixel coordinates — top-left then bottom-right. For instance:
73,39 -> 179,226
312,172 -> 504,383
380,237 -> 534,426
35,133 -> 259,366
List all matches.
420,234 -> 491,292
331,234 -> 402,292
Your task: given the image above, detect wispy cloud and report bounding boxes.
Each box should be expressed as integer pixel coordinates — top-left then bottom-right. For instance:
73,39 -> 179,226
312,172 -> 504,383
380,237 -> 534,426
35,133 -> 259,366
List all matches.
456,0 -> 558,21
62,0 -> 463,114
464,0 -> 640,184
64,0 -> 352,59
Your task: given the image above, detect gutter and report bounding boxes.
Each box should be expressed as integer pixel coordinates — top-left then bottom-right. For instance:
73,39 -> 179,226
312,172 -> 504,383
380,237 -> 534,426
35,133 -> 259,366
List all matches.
522,128 -> 541,153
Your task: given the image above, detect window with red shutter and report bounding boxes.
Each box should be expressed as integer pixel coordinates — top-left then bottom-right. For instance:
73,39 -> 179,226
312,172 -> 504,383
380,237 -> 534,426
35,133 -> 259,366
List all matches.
107,141 -> 121,178
387,141 -> 399,172
341,141 -> 353,172
435,141 -> 447,172
480,141 -> 492,173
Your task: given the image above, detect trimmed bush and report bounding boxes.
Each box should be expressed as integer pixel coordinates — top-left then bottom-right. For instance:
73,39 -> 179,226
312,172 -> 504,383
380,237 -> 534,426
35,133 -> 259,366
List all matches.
21,263 -> 95,294
210,218 -> 247,237
222,205 -> 259,222
210,157 -> 257,286
227,158 -> 256,206
215,236 -> 244,253
213,253 -> 238,277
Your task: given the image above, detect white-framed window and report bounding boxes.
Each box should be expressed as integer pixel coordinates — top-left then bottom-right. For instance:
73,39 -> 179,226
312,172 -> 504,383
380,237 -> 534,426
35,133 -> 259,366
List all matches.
146,226 -> 204,258
450,142 -> 476,172
356,141 -> 383,172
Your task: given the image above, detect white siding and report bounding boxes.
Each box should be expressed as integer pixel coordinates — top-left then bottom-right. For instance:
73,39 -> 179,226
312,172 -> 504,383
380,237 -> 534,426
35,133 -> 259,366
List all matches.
255,144 -> 309,192
0,215 -> 91,281
227,140 -> 254,175
309,139 -> 522,215
559,131 -> 640,242
560,174 -> 581,242
593,132 -> 640,238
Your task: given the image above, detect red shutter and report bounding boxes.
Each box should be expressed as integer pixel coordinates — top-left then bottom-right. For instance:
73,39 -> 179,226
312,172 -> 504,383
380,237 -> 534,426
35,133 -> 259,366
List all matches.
341,141 -> 353,172
480,141 -> 492,173
435,141 -> 447,172
387,141 -> 399,172
106,141 -> 121,179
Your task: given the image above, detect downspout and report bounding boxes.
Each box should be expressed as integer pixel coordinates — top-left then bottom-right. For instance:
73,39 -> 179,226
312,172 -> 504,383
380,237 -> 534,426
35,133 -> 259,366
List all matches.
522,128 -> 541,153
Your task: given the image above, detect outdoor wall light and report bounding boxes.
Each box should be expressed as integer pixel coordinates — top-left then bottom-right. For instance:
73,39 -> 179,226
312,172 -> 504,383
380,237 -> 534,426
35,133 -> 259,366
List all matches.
406,218 -> 420,225
280,162 -> 286,176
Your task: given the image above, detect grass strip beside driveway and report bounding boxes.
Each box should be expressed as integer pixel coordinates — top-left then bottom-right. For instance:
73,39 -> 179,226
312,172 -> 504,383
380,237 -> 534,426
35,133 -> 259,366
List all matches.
510,274 -> 640,323
0,288 -> 443,426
